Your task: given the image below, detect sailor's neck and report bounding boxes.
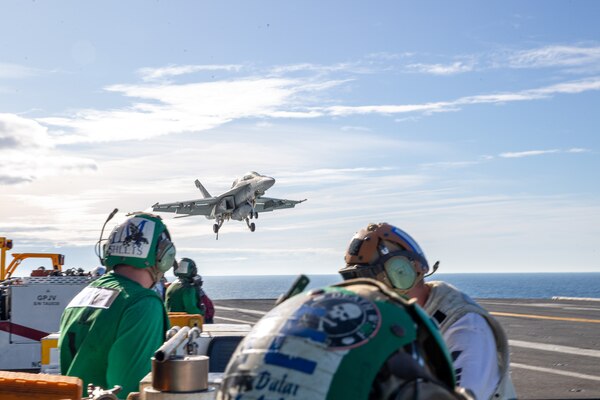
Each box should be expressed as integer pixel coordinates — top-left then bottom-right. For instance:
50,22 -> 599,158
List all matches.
407,281 -> 431,307
113,265 -> 154,289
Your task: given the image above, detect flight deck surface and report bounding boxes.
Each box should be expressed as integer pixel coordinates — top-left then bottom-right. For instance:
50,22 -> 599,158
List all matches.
212,297 -> 600,400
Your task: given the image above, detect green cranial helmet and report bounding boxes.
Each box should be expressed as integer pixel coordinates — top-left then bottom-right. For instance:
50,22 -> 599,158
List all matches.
218,278 -> 466,400
174,257 -> 197,279
103,212 -> 176,273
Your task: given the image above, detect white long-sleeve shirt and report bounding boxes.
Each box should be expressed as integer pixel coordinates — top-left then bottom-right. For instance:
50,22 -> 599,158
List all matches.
443,312 -> 500,400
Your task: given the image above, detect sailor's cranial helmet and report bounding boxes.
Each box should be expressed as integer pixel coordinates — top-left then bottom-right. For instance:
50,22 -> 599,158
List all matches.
174,257 -> 197,279
102,212 -> 176,274
339,223 -> 437,292
217,278 -> 466,400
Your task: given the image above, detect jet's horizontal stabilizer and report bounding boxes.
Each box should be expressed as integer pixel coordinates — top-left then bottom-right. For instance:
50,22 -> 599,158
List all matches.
195,179 -> 211,198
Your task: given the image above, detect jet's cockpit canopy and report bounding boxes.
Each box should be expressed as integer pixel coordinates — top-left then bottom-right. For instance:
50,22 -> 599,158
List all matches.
243,171 -> 260,180
232,172 -> 261,188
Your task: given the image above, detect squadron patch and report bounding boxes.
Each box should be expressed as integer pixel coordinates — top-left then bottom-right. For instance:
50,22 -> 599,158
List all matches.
281,290 -> 381,350
106,217 -> 155,259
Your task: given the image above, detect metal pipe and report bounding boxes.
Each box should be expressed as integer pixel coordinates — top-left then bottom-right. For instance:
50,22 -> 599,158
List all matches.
165,326 -> 180,341
154,326 -> 190,362
188,326 -> 201,340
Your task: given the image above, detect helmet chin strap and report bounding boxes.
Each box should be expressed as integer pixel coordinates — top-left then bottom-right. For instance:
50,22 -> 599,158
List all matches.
146,265 -> 164,288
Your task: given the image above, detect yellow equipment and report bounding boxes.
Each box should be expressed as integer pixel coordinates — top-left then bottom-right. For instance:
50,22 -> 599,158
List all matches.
1,237 -> 65,280
1,237 -> 91,371
0,370 -> 82,400
168,312 -> 204,329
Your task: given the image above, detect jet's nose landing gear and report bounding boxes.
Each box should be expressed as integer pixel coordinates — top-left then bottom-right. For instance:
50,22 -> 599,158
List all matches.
245,218 -> 256,232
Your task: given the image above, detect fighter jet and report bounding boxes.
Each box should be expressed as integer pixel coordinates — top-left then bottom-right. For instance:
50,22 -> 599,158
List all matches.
152,172 -> 306,239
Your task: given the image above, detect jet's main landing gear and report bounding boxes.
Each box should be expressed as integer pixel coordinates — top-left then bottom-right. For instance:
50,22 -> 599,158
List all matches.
213,218 -> 224,240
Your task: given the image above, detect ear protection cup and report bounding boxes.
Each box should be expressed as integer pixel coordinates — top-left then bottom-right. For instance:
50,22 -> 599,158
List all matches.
101,241 -> 109,266
155,231 -> 176,273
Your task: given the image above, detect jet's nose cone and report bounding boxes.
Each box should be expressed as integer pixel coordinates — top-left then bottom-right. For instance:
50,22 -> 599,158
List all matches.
264,177 -> 275,189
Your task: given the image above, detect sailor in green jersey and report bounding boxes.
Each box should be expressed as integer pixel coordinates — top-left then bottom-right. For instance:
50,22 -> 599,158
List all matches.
58,213 -> 176,399
218,279 -> 474,400
165,257 -> 204,316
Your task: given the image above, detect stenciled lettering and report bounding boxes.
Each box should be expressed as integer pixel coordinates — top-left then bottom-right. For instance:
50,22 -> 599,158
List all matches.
253,371 -> 300,397
107,244 -> 144,256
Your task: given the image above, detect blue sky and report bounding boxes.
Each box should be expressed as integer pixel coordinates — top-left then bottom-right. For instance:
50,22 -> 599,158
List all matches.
1,1 -> 599,276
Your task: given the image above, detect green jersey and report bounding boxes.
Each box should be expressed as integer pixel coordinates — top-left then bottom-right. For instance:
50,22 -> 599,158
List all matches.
59,272 -> 169,399
165,279 -> 204,315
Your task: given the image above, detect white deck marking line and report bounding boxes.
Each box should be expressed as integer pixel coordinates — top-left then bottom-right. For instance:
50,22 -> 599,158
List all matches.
479,301 -> 562,307
552,296 -> 600,302
214,316 -> 256,324
509,340 -> 600,358
511,363 -> 600,382
215,305 -> 268,316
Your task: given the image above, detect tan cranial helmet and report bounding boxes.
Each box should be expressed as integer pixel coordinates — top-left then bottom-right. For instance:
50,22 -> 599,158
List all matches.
339,223 -> 438,291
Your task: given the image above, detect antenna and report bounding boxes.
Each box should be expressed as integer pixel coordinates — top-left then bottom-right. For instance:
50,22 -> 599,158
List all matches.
96,208 -> 119,265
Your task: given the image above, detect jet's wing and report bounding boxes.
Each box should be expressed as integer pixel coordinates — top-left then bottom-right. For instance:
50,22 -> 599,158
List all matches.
152,198 -> 217,217
254,197 -> 307,213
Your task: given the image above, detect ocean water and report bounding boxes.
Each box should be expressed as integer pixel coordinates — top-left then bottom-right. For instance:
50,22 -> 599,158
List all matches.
199,273 -> 600,300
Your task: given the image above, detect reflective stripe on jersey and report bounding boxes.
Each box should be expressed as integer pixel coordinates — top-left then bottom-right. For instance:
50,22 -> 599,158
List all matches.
66,287 -> 120,309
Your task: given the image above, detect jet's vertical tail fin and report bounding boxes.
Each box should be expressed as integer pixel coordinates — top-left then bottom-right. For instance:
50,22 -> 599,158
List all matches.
195,179 -> 211,198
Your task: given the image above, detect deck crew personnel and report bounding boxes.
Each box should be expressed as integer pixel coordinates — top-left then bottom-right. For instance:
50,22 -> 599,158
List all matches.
165,257 -> 215,323
218,278 -> 474,400
58,212 -> 176,399
339,223 -> 517,400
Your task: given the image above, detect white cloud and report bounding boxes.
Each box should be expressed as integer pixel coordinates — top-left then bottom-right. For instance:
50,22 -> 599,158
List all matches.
398,45 -> 600,75
406,61 -> 475,75
567,147 -> 590,153
324,76 -> 600,116
138,64 -> 243,81
326,102 -> 448,116
38,77 -> 341,143
340,125 -> 371,132
499,149 -> 559,158
21,56 -> 600,147
507,45 -> 600,69
498,148 -> 592,159
0,63 -> 42,79
0,113 -> 97,185
0,113 -> 52,149
268,62 -> 377,76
